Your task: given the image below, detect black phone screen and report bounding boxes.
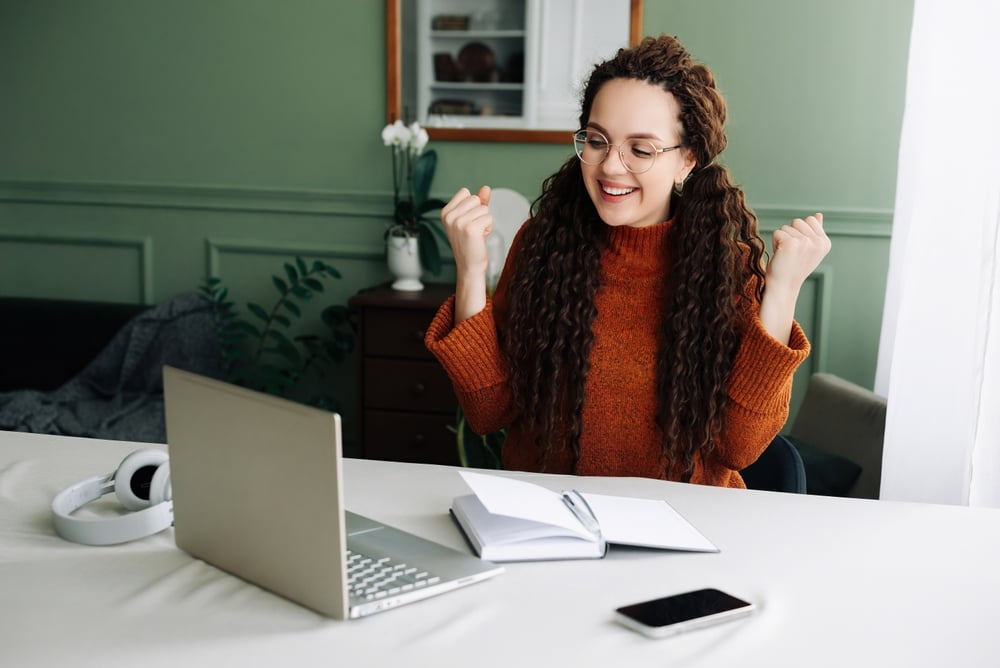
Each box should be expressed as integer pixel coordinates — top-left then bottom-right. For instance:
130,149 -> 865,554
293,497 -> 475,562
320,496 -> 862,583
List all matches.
616,588 -> 752,627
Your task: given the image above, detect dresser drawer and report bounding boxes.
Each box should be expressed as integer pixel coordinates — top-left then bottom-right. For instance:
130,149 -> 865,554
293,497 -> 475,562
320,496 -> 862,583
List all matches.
363,358 -> 456,412
363,410 -> 459,465
364,308 -> 436,360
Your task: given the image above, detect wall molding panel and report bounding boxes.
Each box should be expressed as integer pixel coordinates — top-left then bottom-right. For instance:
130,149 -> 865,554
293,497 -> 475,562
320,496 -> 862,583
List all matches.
0,231 -> 154,302
205,238 -> 386,279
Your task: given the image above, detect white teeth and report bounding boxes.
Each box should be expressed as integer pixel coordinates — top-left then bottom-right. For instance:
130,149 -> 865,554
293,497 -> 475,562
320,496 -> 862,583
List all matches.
602,185 -> 635,196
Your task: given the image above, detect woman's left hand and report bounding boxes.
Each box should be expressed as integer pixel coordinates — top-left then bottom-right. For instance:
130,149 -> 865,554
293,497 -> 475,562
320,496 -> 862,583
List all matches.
766,213 -> 831,292
759,213 -> 831,344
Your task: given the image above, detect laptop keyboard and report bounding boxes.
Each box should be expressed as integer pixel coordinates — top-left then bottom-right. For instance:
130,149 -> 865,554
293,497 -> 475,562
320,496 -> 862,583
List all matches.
347,549 -> 442,602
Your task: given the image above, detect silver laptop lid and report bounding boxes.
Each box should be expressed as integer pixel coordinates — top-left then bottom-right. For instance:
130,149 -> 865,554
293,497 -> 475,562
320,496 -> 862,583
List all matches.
163,365 -> 349,619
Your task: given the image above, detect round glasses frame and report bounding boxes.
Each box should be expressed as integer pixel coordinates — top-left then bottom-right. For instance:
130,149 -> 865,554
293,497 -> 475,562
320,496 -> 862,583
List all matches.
572,129 -> 682,174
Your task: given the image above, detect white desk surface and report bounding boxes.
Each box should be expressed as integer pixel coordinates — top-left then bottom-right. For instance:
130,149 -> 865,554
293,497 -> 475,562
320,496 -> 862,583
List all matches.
3,430 -> 1000,667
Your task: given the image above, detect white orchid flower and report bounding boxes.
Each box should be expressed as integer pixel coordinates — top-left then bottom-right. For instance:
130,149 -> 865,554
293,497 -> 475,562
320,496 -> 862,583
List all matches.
381,120 -> 411,149
409,122 -> 429,154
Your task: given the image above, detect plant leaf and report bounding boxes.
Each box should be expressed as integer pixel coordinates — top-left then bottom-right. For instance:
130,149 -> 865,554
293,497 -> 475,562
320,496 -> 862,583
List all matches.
418,225 -> 442,275
265,329 -> 293,345
412,149 -> 437,207
247,302 -> 269,323
284,263 -> 298,283
425,217 -> 450,246
272,276 -> 288,293
296,256 -> 308,276
234,321 -> 262,338
303,277 -> 324,292
282,300 -> 301,318
416,197 -> 446,216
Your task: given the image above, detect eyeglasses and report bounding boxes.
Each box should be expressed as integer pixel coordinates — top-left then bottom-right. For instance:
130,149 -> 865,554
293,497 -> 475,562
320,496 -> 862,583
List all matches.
573,129 -> 682,174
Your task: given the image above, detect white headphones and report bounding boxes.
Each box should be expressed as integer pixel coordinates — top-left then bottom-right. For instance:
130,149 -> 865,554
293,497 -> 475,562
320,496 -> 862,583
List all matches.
51,448 -> 173,546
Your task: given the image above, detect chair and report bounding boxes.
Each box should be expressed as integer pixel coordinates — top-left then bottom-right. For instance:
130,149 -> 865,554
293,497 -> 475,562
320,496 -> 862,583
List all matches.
740,434 -> 808,493
485,187 -> 530,289
787,373 -> 887,499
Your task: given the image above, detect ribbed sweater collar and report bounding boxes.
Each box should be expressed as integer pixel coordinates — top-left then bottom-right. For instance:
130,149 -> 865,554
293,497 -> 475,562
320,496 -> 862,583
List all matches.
603,220 -> 673,277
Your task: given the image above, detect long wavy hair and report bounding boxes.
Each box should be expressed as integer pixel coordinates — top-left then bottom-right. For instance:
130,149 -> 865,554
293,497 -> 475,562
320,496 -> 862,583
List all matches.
502,35 -> 766,480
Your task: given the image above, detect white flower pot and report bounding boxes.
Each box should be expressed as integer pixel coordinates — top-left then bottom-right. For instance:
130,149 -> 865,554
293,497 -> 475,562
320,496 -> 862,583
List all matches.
386,234 -> 424,291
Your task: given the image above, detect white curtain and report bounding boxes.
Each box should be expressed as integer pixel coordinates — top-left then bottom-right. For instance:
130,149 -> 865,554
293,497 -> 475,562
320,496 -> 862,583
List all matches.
875,0 -> 1000,506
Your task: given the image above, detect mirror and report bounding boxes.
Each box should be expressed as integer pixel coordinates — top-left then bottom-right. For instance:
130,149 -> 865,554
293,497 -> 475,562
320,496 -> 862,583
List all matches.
386,0 -> 643,143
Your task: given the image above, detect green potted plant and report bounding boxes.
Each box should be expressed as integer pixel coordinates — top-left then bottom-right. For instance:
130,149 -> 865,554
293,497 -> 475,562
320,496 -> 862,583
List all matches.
381,120 -> 449,290
449,407 -> 506,469
198,256 -> 355,410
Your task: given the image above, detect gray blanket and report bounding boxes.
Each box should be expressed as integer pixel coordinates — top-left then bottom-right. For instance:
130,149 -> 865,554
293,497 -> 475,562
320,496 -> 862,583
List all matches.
0,292 -> 224,443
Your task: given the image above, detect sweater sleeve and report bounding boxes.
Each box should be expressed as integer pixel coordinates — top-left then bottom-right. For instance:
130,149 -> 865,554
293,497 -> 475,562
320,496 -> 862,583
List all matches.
424,223 -> 533,434
713,312 -> 811,471
424,295 -> 515,435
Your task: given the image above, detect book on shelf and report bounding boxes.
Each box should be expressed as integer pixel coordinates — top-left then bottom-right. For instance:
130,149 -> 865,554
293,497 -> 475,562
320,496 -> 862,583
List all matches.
450,471 -> 719,562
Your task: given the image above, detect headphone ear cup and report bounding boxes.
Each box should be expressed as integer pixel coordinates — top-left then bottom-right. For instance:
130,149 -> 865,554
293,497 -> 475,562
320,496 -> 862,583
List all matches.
114,449 -> 169,511
149,461 -> 172,506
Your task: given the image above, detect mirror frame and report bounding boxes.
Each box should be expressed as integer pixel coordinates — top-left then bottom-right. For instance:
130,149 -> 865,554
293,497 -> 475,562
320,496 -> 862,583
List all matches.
386,0 -> 644,143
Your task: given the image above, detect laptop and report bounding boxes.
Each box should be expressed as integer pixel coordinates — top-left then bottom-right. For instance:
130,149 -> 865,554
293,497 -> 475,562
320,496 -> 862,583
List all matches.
161,365 -> 503,619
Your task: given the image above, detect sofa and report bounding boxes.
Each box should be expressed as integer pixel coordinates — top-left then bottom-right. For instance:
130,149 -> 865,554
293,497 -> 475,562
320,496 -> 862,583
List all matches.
0,297 -> 150,393
0,293 -> 223,443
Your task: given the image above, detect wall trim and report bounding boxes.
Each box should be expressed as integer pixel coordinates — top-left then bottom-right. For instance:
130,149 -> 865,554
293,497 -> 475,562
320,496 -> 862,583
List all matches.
0,180 -> 894,237
205,238 -> 386,278
754,205 -> 892,238
0,179 -> 391,218
0,231 -> 155,302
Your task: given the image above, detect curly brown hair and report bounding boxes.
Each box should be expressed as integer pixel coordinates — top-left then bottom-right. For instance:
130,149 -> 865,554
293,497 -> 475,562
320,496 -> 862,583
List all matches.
502,35 -> 766,480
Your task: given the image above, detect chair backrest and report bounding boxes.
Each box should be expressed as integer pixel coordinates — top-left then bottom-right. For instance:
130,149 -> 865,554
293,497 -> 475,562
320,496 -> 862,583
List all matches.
485,188 -> 531,291
740,435 -> 808,494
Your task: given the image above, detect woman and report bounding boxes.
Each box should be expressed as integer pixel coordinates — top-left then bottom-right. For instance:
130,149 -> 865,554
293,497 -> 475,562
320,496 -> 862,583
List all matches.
425,35 -> 830,487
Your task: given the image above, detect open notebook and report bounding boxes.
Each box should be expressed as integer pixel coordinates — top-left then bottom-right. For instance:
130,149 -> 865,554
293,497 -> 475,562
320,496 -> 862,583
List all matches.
451,471 -> 718,561
162,366 -> 503,619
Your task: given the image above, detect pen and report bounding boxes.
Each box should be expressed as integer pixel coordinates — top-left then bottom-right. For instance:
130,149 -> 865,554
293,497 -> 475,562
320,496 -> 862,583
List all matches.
562,490 -> 602,540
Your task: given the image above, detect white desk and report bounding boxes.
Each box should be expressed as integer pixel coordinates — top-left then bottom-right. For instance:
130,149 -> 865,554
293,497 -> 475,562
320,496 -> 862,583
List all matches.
2,430 -> 999,667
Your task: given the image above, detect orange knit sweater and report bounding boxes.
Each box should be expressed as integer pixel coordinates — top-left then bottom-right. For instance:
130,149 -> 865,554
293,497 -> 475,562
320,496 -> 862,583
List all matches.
425,220 -> 810,488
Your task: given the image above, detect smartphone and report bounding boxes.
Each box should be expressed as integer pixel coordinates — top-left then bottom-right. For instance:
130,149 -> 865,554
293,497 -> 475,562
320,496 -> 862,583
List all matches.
614,588 -> 755,638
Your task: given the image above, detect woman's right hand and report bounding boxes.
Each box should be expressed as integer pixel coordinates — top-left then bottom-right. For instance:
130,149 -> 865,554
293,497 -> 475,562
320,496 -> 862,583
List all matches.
442,186 -> 493,276
441,186 -> 493,322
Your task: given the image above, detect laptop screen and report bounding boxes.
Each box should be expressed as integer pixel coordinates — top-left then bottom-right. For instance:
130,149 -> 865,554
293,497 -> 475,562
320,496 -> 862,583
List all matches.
163,365 -> 350,618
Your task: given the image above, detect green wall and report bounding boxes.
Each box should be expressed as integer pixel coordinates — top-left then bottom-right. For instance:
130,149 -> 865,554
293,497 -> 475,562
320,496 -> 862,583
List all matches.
0,0 -> 914,447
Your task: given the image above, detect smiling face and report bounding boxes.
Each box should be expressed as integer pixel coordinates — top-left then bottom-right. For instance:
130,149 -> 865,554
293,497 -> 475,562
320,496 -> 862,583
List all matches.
581,78 -> 696,229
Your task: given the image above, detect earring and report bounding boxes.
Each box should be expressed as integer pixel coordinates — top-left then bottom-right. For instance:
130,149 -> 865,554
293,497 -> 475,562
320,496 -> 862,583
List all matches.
673,179 -> 684,196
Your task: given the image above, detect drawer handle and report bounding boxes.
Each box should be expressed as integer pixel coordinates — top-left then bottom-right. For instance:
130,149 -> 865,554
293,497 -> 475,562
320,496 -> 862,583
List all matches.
411,329 -> 426,343
412,434 -> 426,447
411,382 -> 426,396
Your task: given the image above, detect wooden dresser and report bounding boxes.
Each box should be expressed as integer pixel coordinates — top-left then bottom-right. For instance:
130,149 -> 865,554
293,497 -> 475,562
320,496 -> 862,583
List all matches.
348,283 -> 459,465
